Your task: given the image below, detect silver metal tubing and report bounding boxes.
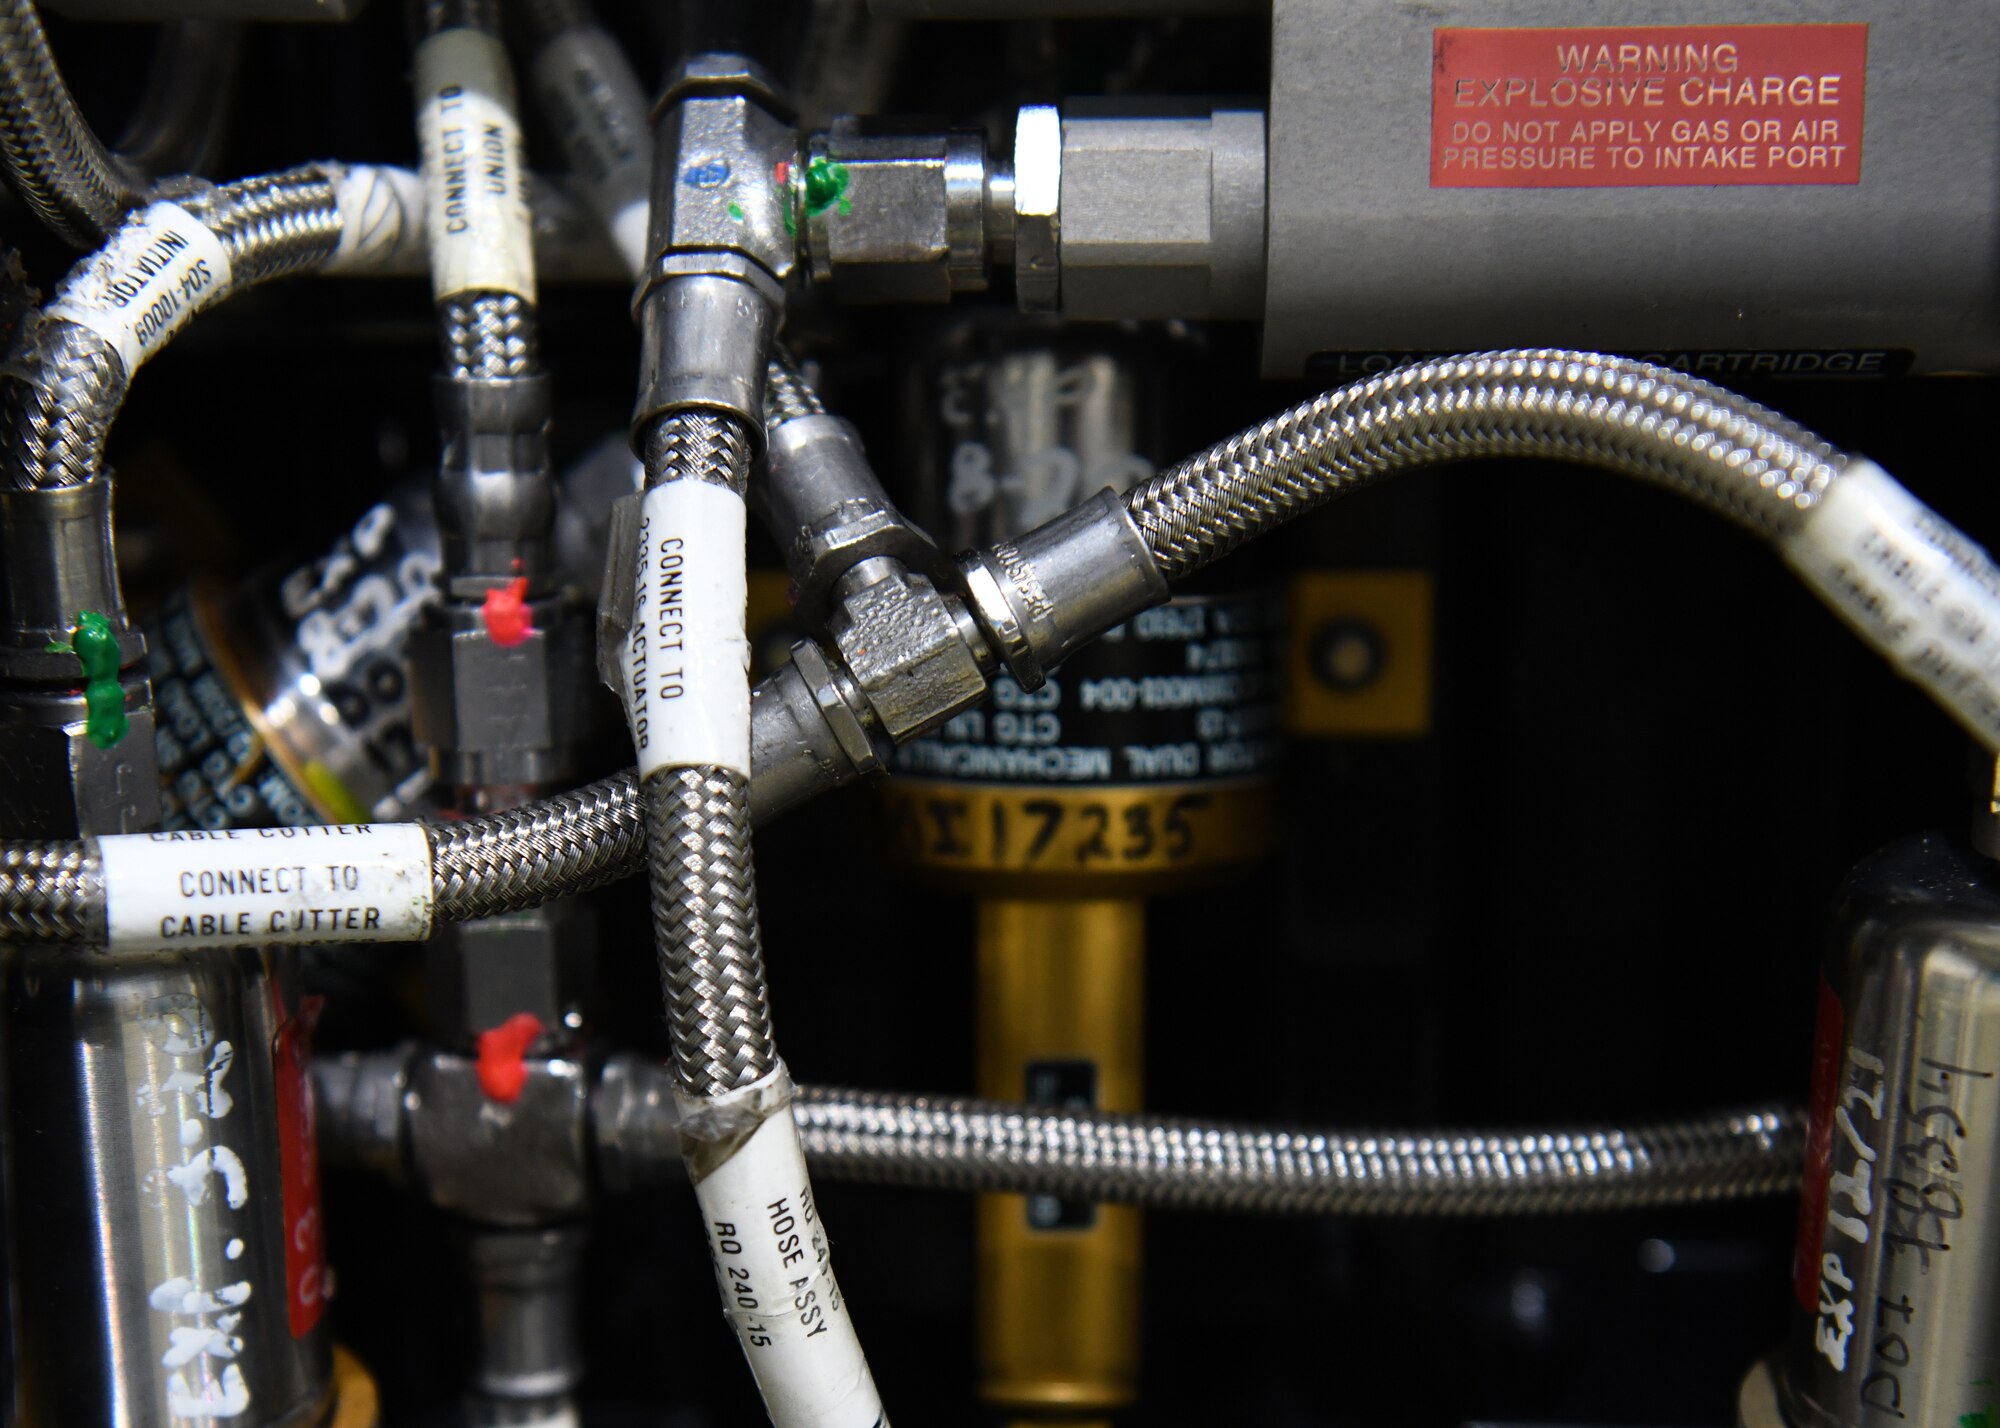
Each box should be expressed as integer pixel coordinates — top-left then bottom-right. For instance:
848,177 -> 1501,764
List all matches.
302,1051 -> 1806,1215
634,411 -> 779,1099
791,1088 -> 1806,1216
308,1048 -> 1800,1216
0,0 -> 146,246
1124,349 -> 1843,582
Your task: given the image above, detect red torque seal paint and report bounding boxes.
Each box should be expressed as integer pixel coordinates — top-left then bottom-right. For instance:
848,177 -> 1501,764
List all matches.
1793,976 -> 1845,1312
271,991 -> 330,1338
1432,24 -> 1868,188
475,1012 -> 545,1103
481,576 -> 534,647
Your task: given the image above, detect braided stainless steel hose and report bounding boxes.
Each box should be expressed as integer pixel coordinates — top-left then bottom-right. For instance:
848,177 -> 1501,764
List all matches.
0,0 -> 145,247
636,412 -> 780,1098
426,769 -> 643,922
441,291 -> 541,379
764,347 -> 826,424
2,166 -> 343,492
0,839 -> 100,941
1126,350 -> 1843,582
792,1087 -> 1805,1216
415,1 -> 543,382
1113,348 -> 2000,748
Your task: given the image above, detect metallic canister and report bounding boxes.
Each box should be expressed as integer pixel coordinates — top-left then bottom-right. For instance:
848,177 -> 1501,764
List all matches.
1745,832 -> 2000,1427
147,486 -> 441,832
5,945 -> 333,1426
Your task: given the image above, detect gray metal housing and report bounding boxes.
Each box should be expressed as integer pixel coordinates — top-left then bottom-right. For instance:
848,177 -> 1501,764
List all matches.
1264,0 -> 2000,375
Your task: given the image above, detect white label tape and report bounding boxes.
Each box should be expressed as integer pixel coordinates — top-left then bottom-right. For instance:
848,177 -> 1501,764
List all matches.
326,164 -> 427,275
685,1076 -> 888,1428
47,201 -> 232,377
1783,460 -> 2000,748
623,481 -> 751,779
414,28 -> 537,303
529,27 -> 652,278
100,824 -> 434,952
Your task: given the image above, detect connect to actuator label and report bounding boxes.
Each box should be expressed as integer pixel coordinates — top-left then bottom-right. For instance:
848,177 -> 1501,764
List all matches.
622,481 -> 752,780
98,824 -> 434,950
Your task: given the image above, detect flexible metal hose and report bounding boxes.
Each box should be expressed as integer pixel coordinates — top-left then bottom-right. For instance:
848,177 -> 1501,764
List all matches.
415,0 -> 540,382
636,411 -> 780,1099
1126,350 -> 1845,581
2,165 -> 342,492
427,769 -> 643,922
764,348 -> 825,424
792,1087 -> 1805,1215
441,291 -> 541,380
0,839 -> 99,941
0,0 -> 145,247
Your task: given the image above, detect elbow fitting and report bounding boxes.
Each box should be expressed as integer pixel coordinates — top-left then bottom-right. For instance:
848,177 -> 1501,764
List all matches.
757,412 -> 943,626
630,55 -> 798,442
434,374 -> 556,585
958,486 -> 1169,691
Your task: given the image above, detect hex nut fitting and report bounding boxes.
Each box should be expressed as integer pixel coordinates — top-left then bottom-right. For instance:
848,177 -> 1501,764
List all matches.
803,120 -> 991,304
826,568 -> 989,744
1013,105 -> 1062,313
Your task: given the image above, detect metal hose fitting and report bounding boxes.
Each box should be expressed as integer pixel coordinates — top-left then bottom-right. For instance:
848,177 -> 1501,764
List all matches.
0,0 -> 145,246
1125,349 -> 1844,581
790,1087 -> 1806,1216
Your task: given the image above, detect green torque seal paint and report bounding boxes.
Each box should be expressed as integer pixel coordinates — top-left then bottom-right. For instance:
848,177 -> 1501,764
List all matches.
49,610 -> 129,748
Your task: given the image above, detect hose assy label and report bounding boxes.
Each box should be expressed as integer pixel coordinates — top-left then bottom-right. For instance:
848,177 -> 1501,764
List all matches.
98,824 -> 434,951
415,28 -> 537,303
623,482 -> 751,779
47,202 -> 232,376
1782,461 -> 2000,749
681,1070 -> 889,1428
1431,25 -> 1867,187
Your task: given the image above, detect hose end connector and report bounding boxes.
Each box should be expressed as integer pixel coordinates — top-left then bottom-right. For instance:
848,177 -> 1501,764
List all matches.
630,53 -> 798,448
958,487 -> 1169,690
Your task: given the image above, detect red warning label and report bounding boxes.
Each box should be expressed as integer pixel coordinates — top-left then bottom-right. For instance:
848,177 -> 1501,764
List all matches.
1431,24 -> 1867,188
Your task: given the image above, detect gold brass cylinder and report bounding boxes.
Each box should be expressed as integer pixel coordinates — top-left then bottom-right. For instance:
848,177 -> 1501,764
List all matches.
977,897 -> 1144,1416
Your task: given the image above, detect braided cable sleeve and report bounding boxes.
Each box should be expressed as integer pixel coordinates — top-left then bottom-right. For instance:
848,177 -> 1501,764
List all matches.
0,839 -> 100,941
633,411 -> 780,1098
763,348 -> 826,424
2,166 -> 342,491
0,317 -> 124,491
0,0 -> 145,247
440,291 -> 542,379
792,1087 -> 1806,1216
179,166 -> 342,287
426,769 -> 644,922
645,767 -> 779,1098
1126,350 -> 1846,581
